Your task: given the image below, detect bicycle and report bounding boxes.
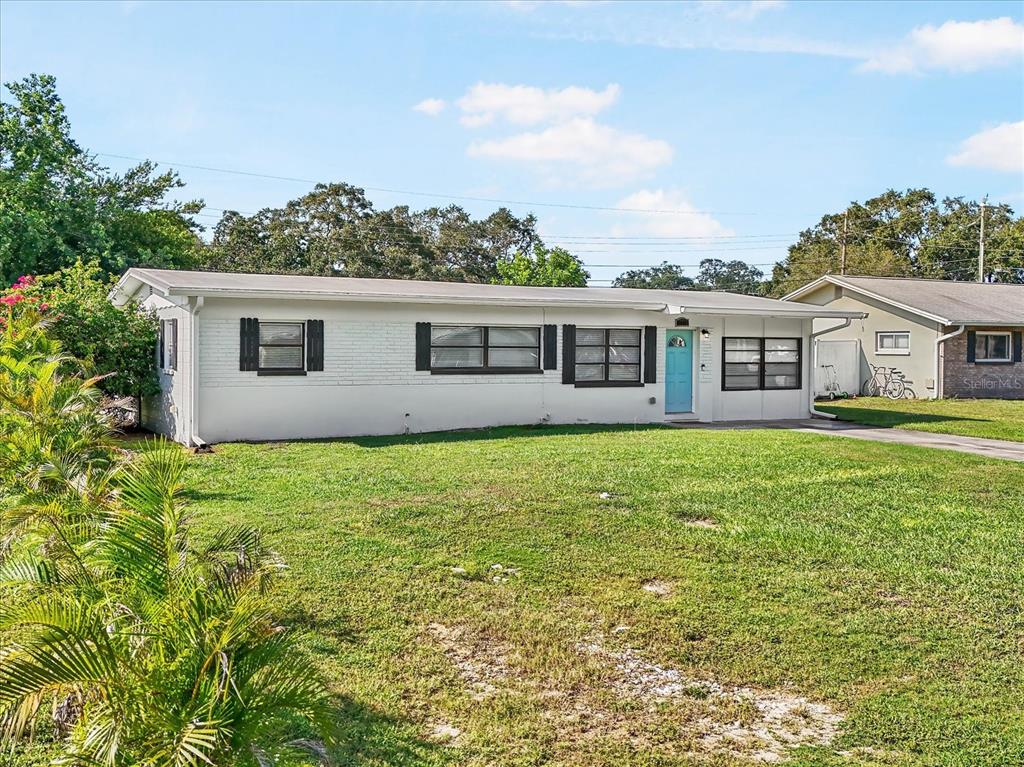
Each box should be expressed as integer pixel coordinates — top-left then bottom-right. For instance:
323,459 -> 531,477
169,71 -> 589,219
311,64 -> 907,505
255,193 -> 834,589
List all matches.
862,364 -> 916,399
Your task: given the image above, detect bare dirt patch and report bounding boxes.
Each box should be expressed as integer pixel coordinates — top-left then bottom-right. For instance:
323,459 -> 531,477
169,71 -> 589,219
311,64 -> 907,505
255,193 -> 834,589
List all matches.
578,635 -> 844,763
641,579 -> 674,597
426,622 -> 510,701
684,518 -> 720,529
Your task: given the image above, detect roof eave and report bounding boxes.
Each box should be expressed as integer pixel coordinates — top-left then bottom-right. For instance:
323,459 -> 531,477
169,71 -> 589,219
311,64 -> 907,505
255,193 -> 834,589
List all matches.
679,306 -> 866,319
164,286 -> 670,311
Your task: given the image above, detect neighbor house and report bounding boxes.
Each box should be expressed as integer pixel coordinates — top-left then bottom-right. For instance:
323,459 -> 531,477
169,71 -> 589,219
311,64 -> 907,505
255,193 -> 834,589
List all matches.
111,268 -> 865,446
784,275 -> 1024,400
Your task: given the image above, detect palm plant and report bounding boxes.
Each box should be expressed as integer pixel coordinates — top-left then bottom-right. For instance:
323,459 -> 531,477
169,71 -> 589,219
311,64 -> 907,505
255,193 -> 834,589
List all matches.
0,445 -> 334,766
0,314 -> 334,765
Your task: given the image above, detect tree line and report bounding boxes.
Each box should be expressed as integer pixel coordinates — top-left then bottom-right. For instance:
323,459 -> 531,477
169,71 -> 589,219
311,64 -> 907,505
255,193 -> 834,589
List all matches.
3,73 -> 1022,299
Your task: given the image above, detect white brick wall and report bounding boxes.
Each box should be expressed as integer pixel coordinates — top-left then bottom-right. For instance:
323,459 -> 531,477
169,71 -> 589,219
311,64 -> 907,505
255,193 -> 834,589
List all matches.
140,295 -> 192,443
131,295 -> 818,443
199,318 -> 549,388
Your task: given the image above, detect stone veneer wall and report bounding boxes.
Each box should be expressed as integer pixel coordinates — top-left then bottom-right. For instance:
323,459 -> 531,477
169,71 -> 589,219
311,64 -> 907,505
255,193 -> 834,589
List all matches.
942,327 -> 1024,399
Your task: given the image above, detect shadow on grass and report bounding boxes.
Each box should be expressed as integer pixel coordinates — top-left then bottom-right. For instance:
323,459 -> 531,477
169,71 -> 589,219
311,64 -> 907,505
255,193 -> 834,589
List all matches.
327,696 -> 447,767
819,405 -> 991,429
180,488 -> 255,503
342,422 -> 666,449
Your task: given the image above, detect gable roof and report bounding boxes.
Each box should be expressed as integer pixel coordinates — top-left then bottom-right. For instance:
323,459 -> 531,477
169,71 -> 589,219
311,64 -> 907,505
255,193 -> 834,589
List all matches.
783,275 -> 1024,325
112,268 -> 865,320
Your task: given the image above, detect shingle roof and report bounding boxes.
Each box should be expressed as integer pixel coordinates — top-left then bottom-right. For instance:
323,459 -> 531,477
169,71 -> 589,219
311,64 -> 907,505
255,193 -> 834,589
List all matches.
785,275 -> 1024,325
113,268 -> 865,319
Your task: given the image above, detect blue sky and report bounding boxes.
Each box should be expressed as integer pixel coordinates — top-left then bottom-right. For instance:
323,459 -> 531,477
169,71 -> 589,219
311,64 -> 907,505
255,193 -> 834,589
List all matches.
2,0 -> 1022,284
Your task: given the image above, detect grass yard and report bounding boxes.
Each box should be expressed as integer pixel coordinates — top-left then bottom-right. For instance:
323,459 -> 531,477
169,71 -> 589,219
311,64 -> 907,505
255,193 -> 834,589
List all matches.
818,397 -> 1024,443
173,426 -> 1023,767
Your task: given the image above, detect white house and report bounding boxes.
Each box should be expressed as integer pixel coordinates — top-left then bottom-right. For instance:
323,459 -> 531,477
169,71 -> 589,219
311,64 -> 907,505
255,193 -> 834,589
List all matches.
111,269 -> 866,446
784,276 -> 1024,400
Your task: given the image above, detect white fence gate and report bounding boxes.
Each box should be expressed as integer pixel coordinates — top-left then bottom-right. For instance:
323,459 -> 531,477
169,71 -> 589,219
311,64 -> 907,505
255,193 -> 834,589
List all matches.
814,339 -> 860,398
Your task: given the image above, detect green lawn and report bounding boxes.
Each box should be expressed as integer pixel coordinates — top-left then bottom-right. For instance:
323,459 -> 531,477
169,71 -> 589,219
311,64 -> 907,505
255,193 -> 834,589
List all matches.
818,397 -> 1024,443
164,426 -> 1023,767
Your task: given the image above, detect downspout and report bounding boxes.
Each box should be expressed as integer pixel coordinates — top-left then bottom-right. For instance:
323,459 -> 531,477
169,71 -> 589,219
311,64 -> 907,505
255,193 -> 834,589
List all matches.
808,318 -> 853,419
933,325 -> 966,400
188,296 -> 208,447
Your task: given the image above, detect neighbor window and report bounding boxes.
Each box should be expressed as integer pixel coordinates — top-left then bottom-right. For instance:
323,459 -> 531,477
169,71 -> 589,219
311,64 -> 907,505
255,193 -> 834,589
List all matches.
430,326 -> 540,372
876,331 -> 910,354
159,319 -> 177,371
258,322 -> 305,372
574,328 -> 641,384
975,331 -> 1011,363
723,337 -> 801,391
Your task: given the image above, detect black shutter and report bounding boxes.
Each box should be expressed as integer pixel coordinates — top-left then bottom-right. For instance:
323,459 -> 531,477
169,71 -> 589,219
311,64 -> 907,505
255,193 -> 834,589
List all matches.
169,319 -> 178,371
240,318 -> 259,371
306,320 -> 324,371
415,322 -> 431,371
159,320 -> 166,369
543,324 -> 557,370
643,326 -> 657,383
1013,331 -> 1022,363
561,324 -> 576,384
966,330 -> 976,363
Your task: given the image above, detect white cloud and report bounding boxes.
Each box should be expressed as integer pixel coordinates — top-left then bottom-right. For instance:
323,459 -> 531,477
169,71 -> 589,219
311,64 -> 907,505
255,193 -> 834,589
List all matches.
700,1 -> 786,22
947,121 -> 1024,173
466,117 -> 672,186
861,17 -> 1024,74
412,98 -> 446,116
610,189 -> 733,238
457,83 -> 620,127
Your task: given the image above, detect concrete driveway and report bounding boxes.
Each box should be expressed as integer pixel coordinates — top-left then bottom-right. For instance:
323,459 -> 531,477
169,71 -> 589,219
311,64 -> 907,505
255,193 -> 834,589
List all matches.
669,418 -> 1024,462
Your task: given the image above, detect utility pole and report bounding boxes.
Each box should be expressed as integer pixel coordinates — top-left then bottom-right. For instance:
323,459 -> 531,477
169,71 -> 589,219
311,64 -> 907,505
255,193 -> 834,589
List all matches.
840,210 -> 848,275
978,196 -> 986,283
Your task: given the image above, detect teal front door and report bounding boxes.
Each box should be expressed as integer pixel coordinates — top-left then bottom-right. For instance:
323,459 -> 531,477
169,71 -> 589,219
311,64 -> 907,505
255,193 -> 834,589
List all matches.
665,330 -> 693,413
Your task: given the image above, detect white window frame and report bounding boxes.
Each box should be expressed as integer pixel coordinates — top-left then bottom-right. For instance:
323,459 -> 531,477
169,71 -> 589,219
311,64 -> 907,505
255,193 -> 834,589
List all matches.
875,331 -> 910,356
975,331 -> 1012,363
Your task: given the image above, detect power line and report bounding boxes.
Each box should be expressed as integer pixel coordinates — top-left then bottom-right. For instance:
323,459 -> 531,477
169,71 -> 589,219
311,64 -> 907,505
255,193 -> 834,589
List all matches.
98,152 -> 755,216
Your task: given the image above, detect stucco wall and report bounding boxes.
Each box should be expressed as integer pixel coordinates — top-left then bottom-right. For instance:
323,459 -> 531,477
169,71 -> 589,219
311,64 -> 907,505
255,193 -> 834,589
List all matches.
804,287 -> 940,397
941,327 -> 1024,399
164,297 -> 819,443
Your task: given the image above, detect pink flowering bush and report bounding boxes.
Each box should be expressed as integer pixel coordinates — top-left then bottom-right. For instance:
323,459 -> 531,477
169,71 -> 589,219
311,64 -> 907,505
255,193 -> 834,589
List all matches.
0,261 -> 159,399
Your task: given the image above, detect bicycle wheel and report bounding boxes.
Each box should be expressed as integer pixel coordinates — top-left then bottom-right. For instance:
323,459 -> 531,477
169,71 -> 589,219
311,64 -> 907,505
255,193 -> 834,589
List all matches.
862,378 -> 879,397
902,387 -> 916,399
885,380 -> 906,399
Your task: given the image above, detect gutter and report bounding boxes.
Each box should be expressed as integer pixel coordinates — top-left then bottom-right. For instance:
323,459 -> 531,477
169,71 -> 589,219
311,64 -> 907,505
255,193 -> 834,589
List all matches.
933,325 -> 966,400
187,296 -> 209,448
807,318 -> 854,420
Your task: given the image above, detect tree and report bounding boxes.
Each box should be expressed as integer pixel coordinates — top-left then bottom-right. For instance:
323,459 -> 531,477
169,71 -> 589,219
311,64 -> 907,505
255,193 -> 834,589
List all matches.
202,185 -> 549,283
694,258 -> 765,294
612,262 -> 695,290
2,261 -> 159,401
496,245 -> 589,287
0,74 -> 203,283
770,189 -> 1024,296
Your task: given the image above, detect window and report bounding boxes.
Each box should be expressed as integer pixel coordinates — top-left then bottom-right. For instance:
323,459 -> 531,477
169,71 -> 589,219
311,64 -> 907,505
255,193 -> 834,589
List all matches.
876,331 -> 910,355
975,331 -> 1011,363
429,326 -> 540,372
574,328 -> 641,384
723,337 -> 801,391
159,319 -> 177,371
258,322 -> 305,372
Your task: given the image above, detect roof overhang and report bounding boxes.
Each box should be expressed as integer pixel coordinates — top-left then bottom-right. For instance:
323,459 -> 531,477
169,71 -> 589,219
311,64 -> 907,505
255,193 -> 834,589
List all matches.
111,269 -> 865,320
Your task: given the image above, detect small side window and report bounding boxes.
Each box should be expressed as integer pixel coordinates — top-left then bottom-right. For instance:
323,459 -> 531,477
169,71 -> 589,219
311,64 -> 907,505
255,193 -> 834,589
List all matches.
876,331 -> 910,355
160,319 -> 177,371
